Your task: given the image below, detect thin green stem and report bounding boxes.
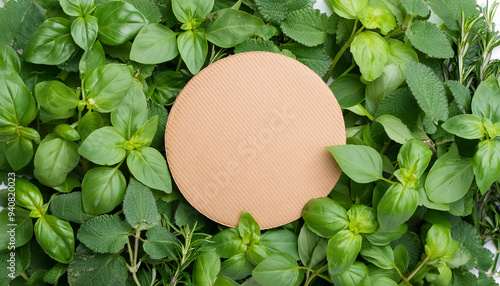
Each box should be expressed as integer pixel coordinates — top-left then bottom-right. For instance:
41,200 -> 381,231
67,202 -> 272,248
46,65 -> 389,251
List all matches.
323,21 -> 364,81
406,255 -> 429,282
21,271 -> 30,283
377,175 -> 396,184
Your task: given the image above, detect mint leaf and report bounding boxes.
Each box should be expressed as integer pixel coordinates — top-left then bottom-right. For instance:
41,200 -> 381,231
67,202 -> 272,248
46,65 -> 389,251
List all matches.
406,20 -> 454,59
68,245 -> 128,286
452,268 -> 498,285
125,0 -> 162,23
280,43 -> 332,77
450,221 -> 494,271
424,0 -> 477,31
405,62 -> 448,131
401,0 -> 429,16
254,0 -> 314,24
0,0 -> 44,50
43,263 -> 67,285
123,178 -> 161,230
143,226 -> 177,259
234,39 -> 280,54
281,9 -> 329,47
49,192 -> 95,223
78,215 -> 132,253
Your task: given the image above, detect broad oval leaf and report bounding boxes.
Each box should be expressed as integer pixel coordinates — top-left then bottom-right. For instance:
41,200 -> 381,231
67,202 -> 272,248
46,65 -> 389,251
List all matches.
298,224 -> 327,268
360,245 -> 395,270
77,110 -> 104,141
376,183 -> 418,231
237,211 -> 260,245
79,41 -> 106,78
35,81 -> 79,116
177,30 -> 208,74
406,20 -> 454,59
326,144 -> 383,183
347,204 -> 378,234
14,179 -> 44,212
70,15 -> 98,51
331,261 -> 369,286
252,253 -> 303,286
0,65 -> 36,126
130,24 -> 178,64
260,229 -> 299,261
0,208 -> 33,250
123,177 -> 160,230
78,126 -> 126,165
219,252 -> 253,280
442,114 -> 484,139
60,0 -> 95,17
0,44 -> 21,73
213,228 -> 247,259
81,167 -> 127,215
193,249 -> 221,286
471,75 -> 500,123
350,31 -> 388,81
127,147 -> 172,193
376,114 -> 415,144
302,197 -> 349,238
34,215 -> 75,263
152,71 -> 190,105
33,135 -> 80,187
49,192 -> 95,223
111,82 -> 148,139
397,139 -> 432,178
4,137 -> 34,170
77,215 -> 132,253
93,1 -> 147,46
365,224 -> 407,246
280,8 -> 328,47
357,5 -> 396,35
327,229 -> 362,276
473,140 -> 500,194
329,0 -> 367,19
24,17 -> 77,65
171,0 -> 214,23
330,74 -> 365,108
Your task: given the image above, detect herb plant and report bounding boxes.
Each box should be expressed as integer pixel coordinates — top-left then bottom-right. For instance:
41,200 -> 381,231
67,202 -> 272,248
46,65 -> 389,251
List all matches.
1,0 -> 500,285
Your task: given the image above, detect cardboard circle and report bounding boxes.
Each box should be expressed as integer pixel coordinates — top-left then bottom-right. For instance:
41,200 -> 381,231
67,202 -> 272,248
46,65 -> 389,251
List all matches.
165,52 -> 345,229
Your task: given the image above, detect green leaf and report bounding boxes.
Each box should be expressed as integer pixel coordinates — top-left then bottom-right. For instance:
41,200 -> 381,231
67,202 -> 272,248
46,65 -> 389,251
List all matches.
365,224 -> 408,246
252,253 -> 303,286
471,75 -> 500,123
376,115 -> 415,144
125,0 -> 162,23
127,147 -> 172,193
424,224 -> 456,260
377,183 -> 418,231
13,179 -> 43,213
302,197 -> 349,238
254,0 -> 314,24
177,29 -> 208,74
0,44 -> 21,73
330,261 -> 369,286
213,228 -> 247,259
83,64 -> 134,113
79,41 -> 106,78
130,24 -> 178,64
147,101 -> 169,150
350,31 -> 389,81
425,145 -> 474,203
43,263 -> 67,285
260,230 -> 299,261
143,225 -> 177,259
171,0 -> 214,23
328,0 -> 368,19
406,20 -> 454,58
247,244 -> 272,266
360,245 -> 395,270
34,80 -> 78,117
78,127 -> 126,165
234,39 -> 280,54
49,192 -> 95,223
194,250 -> 221,286
0,66 -> 36,127
5,137 -> 34,171
397,139 -> 432,179
34,135 -> 80,187
298,224 -> 327,268
401,0 -> 429,16
60,0 -> 95,17
70,15 -> 98,50
473,140 -> 500,194
24,17 -> 77,65
81,167 -> 127,215
0,0 -> 44,50
326,145 -> 383,183
34,215 -> 75,264
451,221 -> 494,271
93,1 -> 147,46
347,204 -> 378,234
77,215 -> 131,254
279,43 -> 332,77
238,211 -> 260,245
111,82 -> 148,139
357,5 -> 397,35
281,8 -> 328,47
424,0 -> 477,31
327,229 -> 362,275
130,115 -> 158,148
123,177 -> 160,230
219,252 -> 253,280
442,114 -> 485,139
0,208 -> 32,250
77,110 -> 104,141
446,80 -> 470,113
67,245 -> 128,286
152,70 -> 190,106
330,74 -> 365,108
405,62 -> 449,129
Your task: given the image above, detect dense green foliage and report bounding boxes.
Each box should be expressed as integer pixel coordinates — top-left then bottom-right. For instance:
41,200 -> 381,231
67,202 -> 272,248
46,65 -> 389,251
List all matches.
1,0 -> 500,285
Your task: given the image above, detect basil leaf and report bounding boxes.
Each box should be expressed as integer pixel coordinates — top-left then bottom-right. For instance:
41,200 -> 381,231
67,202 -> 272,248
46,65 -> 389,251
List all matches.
33,135 -> 80,187
327,229 -> 362,276
376,114 -> 415,144
350,31 -> 388,81
49,192 -> 95,223
326,145 -> 383,183
129,115 -> 158,148
34,215 -> 75,264
83,64 -> 134,112
252,253 -> 303,286
14,179 -> 44,212
0,65 -> 36,126
193,249 -> 221,286
35,81 -> 79,116
54,124 -> 80,142
79,41 -> 106,78
78,126 -> 126,165
81,167 -> 127,215
219,252 -> 253,280
247,244 -> 272,265
70,15 -> 98,50
442,114 -> 485,139
330,74 -> 365,109
376,183 -> 418,231
330,261 -> 369,286
302,197 -> 349,238
0,208 -> 33,250
205,9 -> 265,48
152,71 -> 190,106
424,224 -> 455,260
237,211 -> 260,245
5,137 -> 34,171
365,224 -> 407,246
177,30 -> 208,74
93,1 -> 147,46
397,139 -> 432,179
77,110 -> 104,141
329,0 -> 367,19
60,0 -> 95,17
24,17 -> 77,65
298,225 -> 326,268
260,230 -> 299,260
127,147 -> 172,193
213,228 -> 247,259
471,75 -> 500,123
360,245 -> 395,270
111,82 -> 148,139
130,24 -> 178,64
171,0 -> 214,23
0,44 -> 21,73
473,140 -> 500,194
357,5 -> 396,35
347,204 -> 378,234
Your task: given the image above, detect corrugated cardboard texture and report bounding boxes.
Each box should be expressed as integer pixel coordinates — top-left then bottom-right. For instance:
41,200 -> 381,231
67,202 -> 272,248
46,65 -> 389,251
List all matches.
165,52 -> 346,229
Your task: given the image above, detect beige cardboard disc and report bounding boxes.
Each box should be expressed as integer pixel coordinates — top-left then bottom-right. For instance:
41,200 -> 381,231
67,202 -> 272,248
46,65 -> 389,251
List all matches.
165,52 -> 345,229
